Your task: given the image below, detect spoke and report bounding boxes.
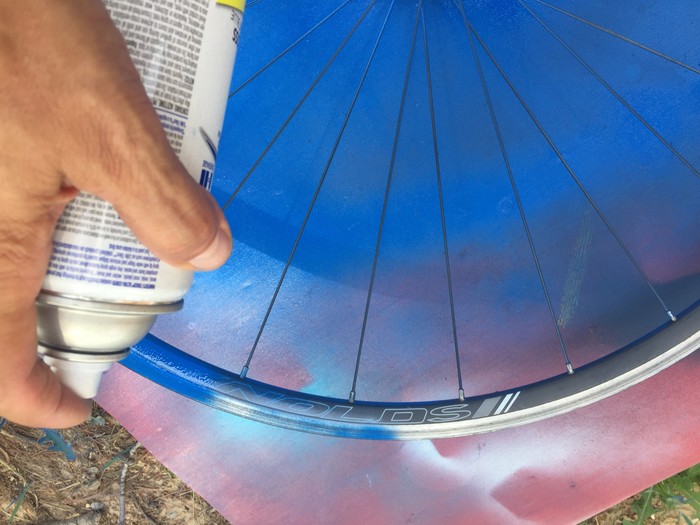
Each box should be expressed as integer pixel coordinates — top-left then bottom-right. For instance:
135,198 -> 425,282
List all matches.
350,0 -> 423,404
230,0 -> 354,97
223,0 -> 379,211
534,0 -> 700,75
239,0 -> 397,379
455,2 -> 573,374
456,0 -> 677,323
520,0 -> 700,180
421,6 -> 466,399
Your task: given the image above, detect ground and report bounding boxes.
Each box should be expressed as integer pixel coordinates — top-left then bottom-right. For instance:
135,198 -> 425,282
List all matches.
0,405 -> 227,525
0,405 -> 697,524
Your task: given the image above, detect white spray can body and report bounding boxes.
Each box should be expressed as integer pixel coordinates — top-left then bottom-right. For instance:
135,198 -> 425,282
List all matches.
37,0 -> 244,398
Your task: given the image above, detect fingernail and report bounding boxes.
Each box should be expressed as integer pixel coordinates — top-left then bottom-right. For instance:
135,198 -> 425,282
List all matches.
189,227 -> 232,270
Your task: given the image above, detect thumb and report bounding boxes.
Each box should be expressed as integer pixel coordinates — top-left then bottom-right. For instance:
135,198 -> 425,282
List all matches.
47,3 -> 233,272
63,95 -> 233,271
99,160 -> 233,271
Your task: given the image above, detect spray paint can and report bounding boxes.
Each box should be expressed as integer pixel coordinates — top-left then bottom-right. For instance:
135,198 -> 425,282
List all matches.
36,0 -> 245,398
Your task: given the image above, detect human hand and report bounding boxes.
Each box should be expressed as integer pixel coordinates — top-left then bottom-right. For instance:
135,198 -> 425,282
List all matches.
0,1 -> 232,428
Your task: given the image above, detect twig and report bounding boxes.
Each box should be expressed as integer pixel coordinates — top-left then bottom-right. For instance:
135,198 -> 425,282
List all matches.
101,442 -> 139,473
0,457 -> 25,483
56,481 -> 82,492
134,500 -> 158,525
0,444 -> 10,463
118,442 -> 140,525
41,511 -> 102,525
7,481 -> 32,523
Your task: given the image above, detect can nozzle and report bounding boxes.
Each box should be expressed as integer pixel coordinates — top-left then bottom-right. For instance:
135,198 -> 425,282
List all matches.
35,293 -> 177,399
41,355 -> 116,399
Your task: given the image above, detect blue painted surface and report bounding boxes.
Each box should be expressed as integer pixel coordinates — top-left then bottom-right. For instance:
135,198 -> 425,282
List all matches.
147,0 -> 700,404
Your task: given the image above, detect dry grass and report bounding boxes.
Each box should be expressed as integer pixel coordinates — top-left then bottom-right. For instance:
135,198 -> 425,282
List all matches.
0,404 -> 696,525
0,405 -> 227,525
581,498 -> 699,525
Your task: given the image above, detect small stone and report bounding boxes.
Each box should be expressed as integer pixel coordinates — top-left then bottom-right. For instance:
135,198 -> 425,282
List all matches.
88,416 -> 106,427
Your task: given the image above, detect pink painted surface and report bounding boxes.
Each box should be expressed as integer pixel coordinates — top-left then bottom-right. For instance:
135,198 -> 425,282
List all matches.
97,349 -> 699,525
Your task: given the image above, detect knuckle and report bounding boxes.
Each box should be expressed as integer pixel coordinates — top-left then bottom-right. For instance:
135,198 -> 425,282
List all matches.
60,86 -> 138,191
66,86 -> 164,204
69,99 -> 129,194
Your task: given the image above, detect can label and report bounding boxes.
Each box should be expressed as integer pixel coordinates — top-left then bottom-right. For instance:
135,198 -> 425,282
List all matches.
43,0 -> 243,304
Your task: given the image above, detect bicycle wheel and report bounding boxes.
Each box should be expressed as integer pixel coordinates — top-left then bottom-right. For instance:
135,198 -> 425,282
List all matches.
124,0 -> 700,439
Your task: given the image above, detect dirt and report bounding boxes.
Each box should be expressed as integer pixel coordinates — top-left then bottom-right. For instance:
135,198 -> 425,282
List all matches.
580,497 -> 699,525
0,405 -> 227,525
0,405 -> 697,524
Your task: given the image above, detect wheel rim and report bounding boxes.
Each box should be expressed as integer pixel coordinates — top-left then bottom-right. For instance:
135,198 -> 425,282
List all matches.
126,0 -> 700,439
